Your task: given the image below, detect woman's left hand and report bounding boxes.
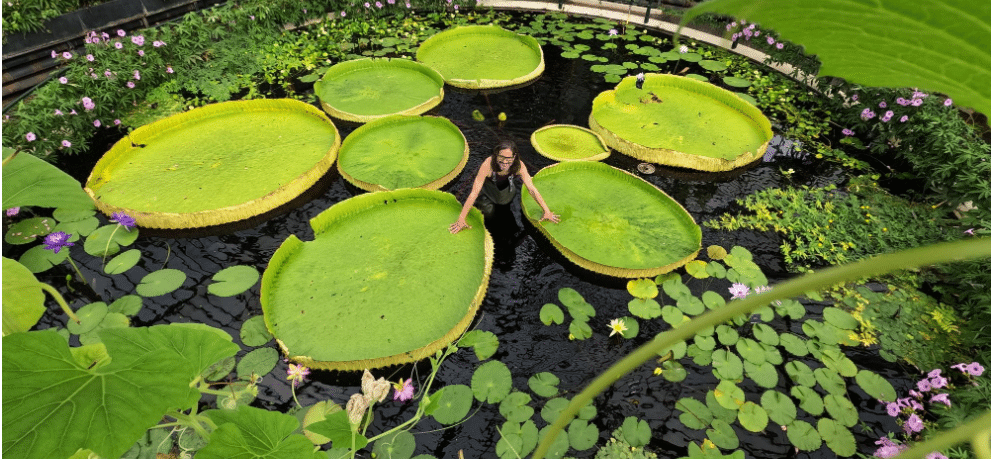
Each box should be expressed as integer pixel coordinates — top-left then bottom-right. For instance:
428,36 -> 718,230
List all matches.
540,211 -> 560,223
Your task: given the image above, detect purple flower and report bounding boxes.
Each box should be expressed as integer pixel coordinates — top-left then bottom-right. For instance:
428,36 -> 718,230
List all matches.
608,29 -> 618,36
930,375 -> 948,389
874,444 -> 908,458
943,98 -> 953,106
364,2 -> 370,6
25,132 -> 36,141
131,35 -> 145,46
114,119 -> 122,125
110,211 -> 136,230
851,94 -> 858,102
82,97 -> 95,111
930,393 -> 951,406
166,66 -> 174,74
117,29 -> 126,37
405,2 -> 410,7
286,363 -> 310,387
899,115 -> 909,122
70,109 -> 77,115
875,436 -> 897,448
62,52 -> 73,59
886,402 -> 901,416
881,110 -> 893,122
916,378 -> 932,392
133,70 -> 141,80
138,50 -> 145,56
126,81 -> 135,88
904,414 -> 924,434
896,97 -> 909,106
52,50 -> 58,58
911,98 -> 923,106
153,40 -> 165,47
43,232 -> 75,253
842,128 -> 854,136
59,77 -> 68,84
376,1 -> 383,7
61,140 -> 72,147
341,10 -> 347,16
115,42 -> 123,49
909,389 -> 922,398
879,101 -> 887,108
102,32 -> 110,40
6,207 -> 20,217
86,54 -> 94,61
105,70 -> 113,78
775,42 -> 784,49
93,120 -> 102,127
912,90 -> 928,99
965,362 -> 985,376
860,108 -> 876,120
754,285 -> 772,294
924,453 -> 948,459
393,378 -> 414,401
729,283 -> 749,300
453,5 -> 458,10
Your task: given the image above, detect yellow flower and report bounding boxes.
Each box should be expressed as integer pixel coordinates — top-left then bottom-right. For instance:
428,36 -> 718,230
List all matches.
653,367 -> 663,376
608,318 -> 628,337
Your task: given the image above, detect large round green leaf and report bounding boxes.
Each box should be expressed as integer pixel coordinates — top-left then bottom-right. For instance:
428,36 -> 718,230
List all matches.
337,116 -> 468,191
530,125 -> 609,162
854,369 -> 897,402
589,74 -> 772,171
416,25 -> 544,89
2,257 -> 48,335
136,269 -> 186,297
429,384 -> 473,425
261,189 -> 492,370
85,99 -> 340,229
521,162 -> 700,278
314,58 -> 444,122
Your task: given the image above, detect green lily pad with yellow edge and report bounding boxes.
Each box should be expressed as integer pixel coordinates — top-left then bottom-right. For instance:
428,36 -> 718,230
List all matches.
261,189 -> 493,371
85,99 -> 340,229
314,58 -> 445,123
530,125 -> 609,162
416,25 -> 544,89
521,161 -> 701,278
337,116 -> 468,191
588,74 -> 772,171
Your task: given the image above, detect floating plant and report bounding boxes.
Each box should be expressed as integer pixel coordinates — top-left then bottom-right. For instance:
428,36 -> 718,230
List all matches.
416,25 -> 544,89
314,58 -> 445,122
530,125 -> 610,162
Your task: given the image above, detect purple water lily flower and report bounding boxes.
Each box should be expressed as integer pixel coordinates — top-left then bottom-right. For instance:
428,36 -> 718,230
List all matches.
44,232 -> 75,253
393,378 -> 414,402
6,207 -> 21,217
110,211 -> 136,230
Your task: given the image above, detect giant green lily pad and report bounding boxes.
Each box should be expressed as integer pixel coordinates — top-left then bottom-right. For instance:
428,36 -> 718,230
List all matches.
417,25 -> 545,89
521,161 -> 701,278
85,99 -> 340,229
589,74 -> 772,171
261,189 -> 493,370
314,58 -> 445,123
530,125 -> 610,162
337,116 -> 469,191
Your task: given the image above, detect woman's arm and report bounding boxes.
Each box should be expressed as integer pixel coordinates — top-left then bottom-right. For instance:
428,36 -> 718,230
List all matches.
519,163 -> 560,224
450,160 -> 492,234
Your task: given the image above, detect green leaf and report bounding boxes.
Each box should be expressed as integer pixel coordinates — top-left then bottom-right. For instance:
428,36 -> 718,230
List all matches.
701,290 -> 725,310
722,76 -> 751,88
457,330 -> 499,360
569,320 -> 593,340
661,275 -> 691,299
620,416 -> 652,447
200,406 -> 322,459
626,278 -> 658,299
786,419 -> 822,452
685,260 -> 709,279
628,298 -> 662,319
760,390 -> 797,426
712,349 -> 744,380
676,295 -> 706,316
18,244 -> 68,273
2,150 -> 95,210
790,386 -> 824,416
685,0 -> 991,116
706,419 -> 739,449
619,316 -> 639,339
567,419 -> 599,451
83,224 -> 138,257
699,60 -> 728,71
676,397 -> 713,430
822,307 -> 858,330
2,325 -> 236,459
694,334 -> 716,351
53,216 -> 99,239
497,420 -> 538,459
716,325 -> 739,346
705,261 -> 727,278
208,265 -> 260,297
744,361 -> 778,388
823,394 -> 859,427
237,347 -> 279,380
785,361 -> 816,387
737,401 -> 768,432
108,295 -> 142,316
661,305 -> 686,327
105,249 -> 141,275
817,418 -> 856,456
761,343 -> 783,365
528,372 -> 560,398
202,356 -> 236,382
372,430 -> 416,459
660,359 -> 687,382
67,302 -> 108,335
779,333 -> 809,357
735,338 -> 765,365
855,370 -> 897,402
751,323 -> 778,345
735,92 -> 758,106
537,426 -> 570,459
559,288 -> 595,319
240,315 -> 273,347
714,380 -> 745,410
814,367 -> 848,396
541,398 -> 569,424
706,390 -> 738,423
499,391 -> 534,423
429,384 -> 473,425
472,360 -> 512,403
78,312 -> 130,346
540,303 -> 565,325
5,217 -> 56,245
302,410 -> 369,450
2,257 -> 48,335
819,346 -> 858,377
136,269 -> 186,297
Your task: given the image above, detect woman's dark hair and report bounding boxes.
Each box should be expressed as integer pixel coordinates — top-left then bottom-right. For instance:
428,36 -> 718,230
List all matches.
490,140 -> 522,176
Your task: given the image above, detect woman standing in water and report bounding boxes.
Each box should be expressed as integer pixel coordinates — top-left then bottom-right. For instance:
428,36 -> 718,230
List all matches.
449,140 -> 559,234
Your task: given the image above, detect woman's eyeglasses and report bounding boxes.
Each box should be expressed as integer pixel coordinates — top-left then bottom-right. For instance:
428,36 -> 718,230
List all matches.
497,156 -> 515,164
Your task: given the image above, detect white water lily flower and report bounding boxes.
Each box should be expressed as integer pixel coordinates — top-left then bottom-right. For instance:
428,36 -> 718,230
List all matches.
608,318 -> 627,337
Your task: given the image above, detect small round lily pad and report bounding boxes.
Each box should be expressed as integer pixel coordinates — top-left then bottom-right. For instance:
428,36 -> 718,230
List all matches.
530,125 -> 609,162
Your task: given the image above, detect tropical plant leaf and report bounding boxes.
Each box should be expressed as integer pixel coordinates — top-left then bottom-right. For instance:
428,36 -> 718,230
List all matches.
372,430 -> 416,459
457,330 -> 499,360
716,325 -> 739,346
2,257 -> 48,335
53,216 -> 99,239
531,125 -> 610,162
67,302 -> 109,335
618,316 -> 639,339
108,295 -> 142,316
701,290 -> 725,310
785,361 -> 816,387
787,419 -> 822,452
684,0 -> 991,116
790,386 -> 824,416
472,360 -> 513,403
699,60 -> 729,72
677,295 -> 706,315
751,323 -> 778,345
819,346 -> 858,377
497,420 -> 539,459
661,305 -> 687,327
208,265 -> 260,297
735,338 -> 765,365
78,312 -> 130,346
722,76 -> 751,88
712,349 -> 744,380
499,391 -> 534,423
814,367 -> 848,396
199,406 -> 323,459
540,303 -> 565,325
2,149 -> 95,210
855,370 -> 897,402
302,410 -> 369,450
677,397 -> 713,430
558,288 -> 590,314
237,347 -> 279,380
779,333 -> 809,357
661,359 -> 687,382
5,217 -> 56,245
817,418 -> 856,456
627,278 -> 659,299
537,426 -> 570,459
744,361 -> 778,388
429,384 -> 473,425
240,315 -> 273,347
528,372 -> 560,398
417,25 -> 544,89
18,244 -> 69,273
760,390 -> 797,426
136,269 -> 186,297
685,260 -> 709,279
569,320 -> 593,340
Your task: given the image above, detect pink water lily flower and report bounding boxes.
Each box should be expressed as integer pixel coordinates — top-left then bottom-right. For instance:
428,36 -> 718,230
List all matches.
393,378 -> 415,402
729,283 -> 749,299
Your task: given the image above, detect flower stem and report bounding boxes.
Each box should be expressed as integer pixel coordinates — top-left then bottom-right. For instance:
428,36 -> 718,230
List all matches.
102,225 -> 120,265
37,282 -> 80,324
291,384 -> 302,409
64,255 -> 87,285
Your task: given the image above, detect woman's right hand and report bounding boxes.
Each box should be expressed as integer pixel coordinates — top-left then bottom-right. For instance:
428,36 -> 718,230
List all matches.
449,218 -> 471,234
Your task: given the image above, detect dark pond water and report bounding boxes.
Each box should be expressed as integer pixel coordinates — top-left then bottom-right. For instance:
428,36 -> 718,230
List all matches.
17,21 -> 920,459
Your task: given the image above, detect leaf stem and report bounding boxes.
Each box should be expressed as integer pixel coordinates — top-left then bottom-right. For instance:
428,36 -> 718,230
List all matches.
37,282 -> 80,324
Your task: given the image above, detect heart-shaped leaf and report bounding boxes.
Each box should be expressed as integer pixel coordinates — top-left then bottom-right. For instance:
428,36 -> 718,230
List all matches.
429,384 -> 473,425
528,372 -> 560,398
136,269 -> 186,297
567,419 -> 598,451
236,347 -> 279,380
676,397 -> 713,430
499,391 -> 534,423
208,265 -> 260,297
787,419 -> 822,452
104,249 -> 141,275
457,330 -> 499,360
620,416 -> 652,447
540,303 -> 565,325
240,315 -> 273,347
737,401 -> 769,432
472,360 -> 512,403
83,224 -> 138,257
855,369 -> 897,402
760,390 -> 797,426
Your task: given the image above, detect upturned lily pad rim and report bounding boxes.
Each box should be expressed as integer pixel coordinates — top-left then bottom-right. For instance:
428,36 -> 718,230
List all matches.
315,58 -> 445,123
416,25 -> 546,89
588,74 -> 773,172
260,189 -> 494,371
530,125 -> 610,162
336,115 -> 469,192
522,161 -> 701,278
84,99 -> 340,229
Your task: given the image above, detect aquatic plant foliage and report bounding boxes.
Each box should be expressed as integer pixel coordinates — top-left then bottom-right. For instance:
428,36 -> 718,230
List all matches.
261,189 -> 493,370
417,25 -> 545,89
338,115 -> 468,191
530,125 -> 610,162
314,58 -> 445,122
589,74 -> 772,171
521,161 -> 701,278
85,99 -> 340,229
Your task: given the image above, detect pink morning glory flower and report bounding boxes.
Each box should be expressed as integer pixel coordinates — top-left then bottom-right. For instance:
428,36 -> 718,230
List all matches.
904,414 -> 924,434
851,94 -> 858,101
138,50 -> 144,56
875,444 -> 908,458
52,50 -> 58,58
86,54 -> 94,61
62,52 -> 73,59
126,81 -> 135,88
930,393 -> 951,406
6,207 -> 20,217
878,101 -> 887,108
911,98 -> 923,106
166,66 -> 174,74
965,362 -> 985,376
70,109 -> 77,115
117,29 -> 126,37
453,5 -> 459,11
62,140 -> 72,147
943,98 -> 953,106
930,375 -> 948,389
775,42 -> 784,49
59,77 -> 68,84
842,128 -> 854,136
286,363 -> 310,387
916,378 -> 932,392
375,1 -> 382,7
153,40 -> 165,47
43,231 -> 75,253
26,132 -> 36,141
899,115 -> 909,122
114,119 -> 121,125
341,10 -> 347,16
93,120 -> 101,127
131,35 -> 145,46
393,378 -> 415,402
729,283 -> 749,300
82,97 -> 95,110
860,108 -> 876,120
886,402 -> 901,416
115,42 -> 123,49
881,110 -> 893,122
896,97 -> 909,106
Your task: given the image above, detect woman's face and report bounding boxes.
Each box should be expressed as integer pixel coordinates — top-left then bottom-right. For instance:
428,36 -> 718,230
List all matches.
496,148 -> 515,172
